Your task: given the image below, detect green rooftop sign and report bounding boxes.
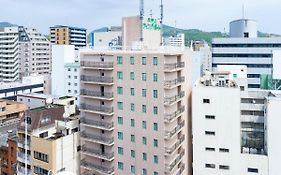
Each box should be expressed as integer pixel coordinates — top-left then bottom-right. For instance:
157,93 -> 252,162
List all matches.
143,18 -> 161,31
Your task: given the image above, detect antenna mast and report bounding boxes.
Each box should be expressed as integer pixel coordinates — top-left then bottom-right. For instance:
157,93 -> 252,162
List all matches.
160,0 -> 164,45
140,0 -> 144,42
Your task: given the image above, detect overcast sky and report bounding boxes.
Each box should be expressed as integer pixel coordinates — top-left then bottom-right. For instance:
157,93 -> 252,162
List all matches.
1,0 -> 280,35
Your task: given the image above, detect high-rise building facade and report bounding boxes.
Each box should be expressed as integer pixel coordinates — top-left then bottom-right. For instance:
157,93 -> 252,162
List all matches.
49,26 -> 87,49
212,19 -> 281,89
0,26 -> 51,82
79,48 -> 192,175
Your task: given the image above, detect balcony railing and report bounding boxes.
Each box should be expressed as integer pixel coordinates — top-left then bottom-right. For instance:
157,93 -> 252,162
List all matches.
81,61 -> 114,69
17,139 -> 31,148
164,62 -> 185,71
165,134 -> 185,155
82,145 -> 114,161
81,75 -> 113,84
164,77 -> 185,88
165,121 -> 185,139
80,117 -> 114,130
17,152 -> 31,161
176,163 -> 185,175
164,91 -> 185,105
80,103 -> 114,115
164,106 -> 185,123
81,89 -> 113,99
165,149 -> 185,173
81,159 -> 114,175
81,131 -> 114,146
17,166 -> 32,175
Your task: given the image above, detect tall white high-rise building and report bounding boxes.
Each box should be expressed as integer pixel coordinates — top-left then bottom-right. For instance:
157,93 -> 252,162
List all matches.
193,71 -> 281,175
0,26 -> 51,82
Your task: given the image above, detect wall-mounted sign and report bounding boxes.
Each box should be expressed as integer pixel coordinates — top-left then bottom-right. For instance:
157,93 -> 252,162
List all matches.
143,18 -> 161,31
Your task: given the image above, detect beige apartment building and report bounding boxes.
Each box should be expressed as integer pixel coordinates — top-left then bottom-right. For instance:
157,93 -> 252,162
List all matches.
79,47 -> 192,175
0,100 -> 27,124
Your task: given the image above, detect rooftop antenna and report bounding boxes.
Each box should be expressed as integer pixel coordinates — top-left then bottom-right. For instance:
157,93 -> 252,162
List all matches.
140,0 -> 144,42
242,4 -> 245,19
160,0 -> 164,45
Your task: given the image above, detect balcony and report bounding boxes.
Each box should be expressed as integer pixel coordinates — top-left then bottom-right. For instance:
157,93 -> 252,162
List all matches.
164,106 -> 185,123
80,89 -> 114,100
17,152 -> 31,164
164,62 -> 185,72
81,61 -> 114,70
164,91 -> 185,105
165,149 -> 185,173
17,166 -> 32,175
164,77 -> 185,89
165,121 -> 185,139
81,145 -> 114,161
80,103 -> 114,115
165,134 -> 185,155
240,103 -> 264,111
81,131 -> 114,146
17,139 -> 31,150
80,117 -> 114,131
81,159 -> 114,175
81,75 -> 114,85
176,163 -> 185,175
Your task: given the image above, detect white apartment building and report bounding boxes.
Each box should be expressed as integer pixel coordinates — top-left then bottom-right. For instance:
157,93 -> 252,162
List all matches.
90,27 -> 122,47
193,71 -> 281,175
212,19 -> 281,89
163,33 -> 185,48
79,47 -> 192,175
0,26 -> 50,82
51,45 -> 80,104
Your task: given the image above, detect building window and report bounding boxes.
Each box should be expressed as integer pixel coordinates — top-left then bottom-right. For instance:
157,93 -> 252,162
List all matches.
153,106 -> 158,115
117,71 -> 123,80
68,68 -> 71,71
142,105 -> 147,113
153,139 -> 158,147
117,102 -> 123,110
131,150 -> 135,158
142,57 -> 147,65
142,137 -> 147,145
142,73 -> 147,81
219,148 -> 229,153
153,57 -> 158,65
205,115 -> 215,119
142,89 -> 147,97
130,56 -> 135,65
117,87 -> 123,95
153,155 -> 158,164
205,164 -> 216,169
34,151 -> 49,163
142,152 -> 147,161
248,168 -> 258,173
74,76 -> 78,79
131,165 -> 136,174
130,103 -> 135,112
118,132 -> 123,140
205,147 -> 215,151
118,147 -> 124,155
130,72 -> 135,80
118,116 -> 123,125
219,165 -> 230,170
130,119 -> 135,127
118,162 -> 124,170
142,168 -> 147,175
117,56 -> 123,64
130,88 -> 135,96
154,172 -> 159,175
34,166 -> 49,175
153,123 -> 158,131
203,99 -> 210,103
205,131 -> 215,136
153,73 -> 158,82
142,121 -> 147,129
131,134 -> 135,142
153,90 -> 158,98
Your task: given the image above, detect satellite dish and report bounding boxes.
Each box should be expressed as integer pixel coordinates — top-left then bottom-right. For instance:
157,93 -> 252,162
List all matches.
46,98 -> 52,105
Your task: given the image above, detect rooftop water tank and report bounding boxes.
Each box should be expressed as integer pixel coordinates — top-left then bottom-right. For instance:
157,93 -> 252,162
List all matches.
230,19 -> 257,38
